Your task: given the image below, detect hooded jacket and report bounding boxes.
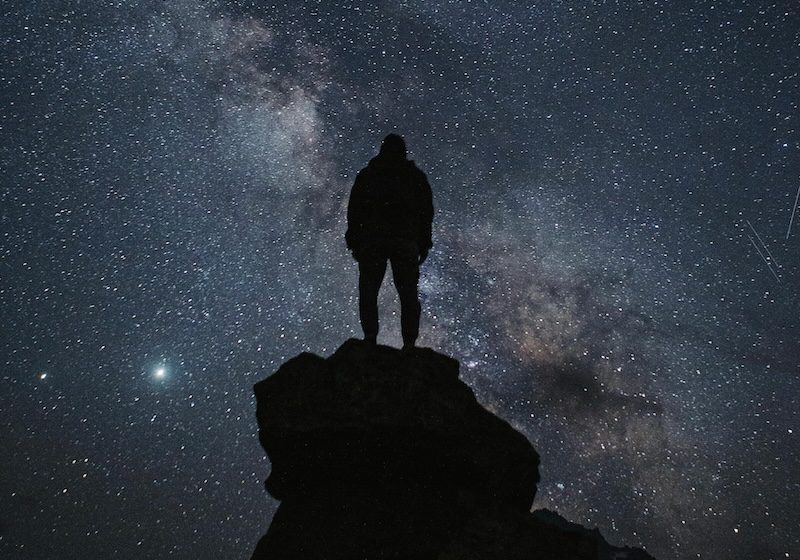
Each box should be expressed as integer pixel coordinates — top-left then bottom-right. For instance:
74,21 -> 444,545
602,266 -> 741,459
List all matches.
345,153 -> 433,255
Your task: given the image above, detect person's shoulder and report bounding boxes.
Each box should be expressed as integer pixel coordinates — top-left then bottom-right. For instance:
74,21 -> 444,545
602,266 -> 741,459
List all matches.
359,157 -> 383,177
407,160 -> 429,181
354,165 -> 371,182
406,159 -> 423,173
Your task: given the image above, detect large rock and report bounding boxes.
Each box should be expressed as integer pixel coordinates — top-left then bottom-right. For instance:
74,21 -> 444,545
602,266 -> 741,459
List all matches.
251,340 -> 654,560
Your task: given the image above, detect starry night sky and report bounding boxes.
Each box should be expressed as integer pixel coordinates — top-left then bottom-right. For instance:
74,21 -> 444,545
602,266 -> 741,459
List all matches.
2,1 -> 799,558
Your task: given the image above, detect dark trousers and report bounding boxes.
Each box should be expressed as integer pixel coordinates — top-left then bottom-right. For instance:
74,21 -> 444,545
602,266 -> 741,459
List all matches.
358,246 -> 420,346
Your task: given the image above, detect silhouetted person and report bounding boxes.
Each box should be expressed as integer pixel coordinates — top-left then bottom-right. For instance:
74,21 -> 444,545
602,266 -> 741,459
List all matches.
346,134 -> 433,349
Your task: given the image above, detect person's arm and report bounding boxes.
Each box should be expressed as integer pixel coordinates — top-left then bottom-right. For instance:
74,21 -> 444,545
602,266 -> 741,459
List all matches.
417,171 -> 433,262
346,171 -> 367,254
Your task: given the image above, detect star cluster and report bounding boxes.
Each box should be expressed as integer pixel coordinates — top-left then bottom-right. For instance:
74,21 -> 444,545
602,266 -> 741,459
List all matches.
2,1 -> 798,558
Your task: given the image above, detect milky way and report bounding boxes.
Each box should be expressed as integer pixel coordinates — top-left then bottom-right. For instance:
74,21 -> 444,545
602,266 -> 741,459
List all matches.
2,1 -> 798,558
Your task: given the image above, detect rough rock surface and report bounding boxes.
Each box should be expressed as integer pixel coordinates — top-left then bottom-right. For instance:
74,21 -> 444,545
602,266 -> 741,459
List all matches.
251,339 -> 654,560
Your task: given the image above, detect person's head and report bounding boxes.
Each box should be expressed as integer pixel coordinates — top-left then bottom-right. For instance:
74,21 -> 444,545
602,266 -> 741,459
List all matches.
379,133 -> 407,159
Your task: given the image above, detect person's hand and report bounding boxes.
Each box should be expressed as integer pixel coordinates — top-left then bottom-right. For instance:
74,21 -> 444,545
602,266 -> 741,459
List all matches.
419,249 -> 429,265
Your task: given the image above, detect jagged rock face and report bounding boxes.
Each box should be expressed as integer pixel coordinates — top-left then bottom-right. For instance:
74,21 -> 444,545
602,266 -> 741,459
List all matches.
253,339 -> 540,559
251,340 -> 654,560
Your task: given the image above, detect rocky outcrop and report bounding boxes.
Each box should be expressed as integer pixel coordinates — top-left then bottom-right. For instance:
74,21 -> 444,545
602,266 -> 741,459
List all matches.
251,339 -> 654,560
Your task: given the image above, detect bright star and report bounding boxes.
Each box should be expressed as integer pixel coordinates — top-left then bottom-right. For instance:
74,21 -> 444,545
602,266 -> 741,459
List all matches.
155,367 -> 166,379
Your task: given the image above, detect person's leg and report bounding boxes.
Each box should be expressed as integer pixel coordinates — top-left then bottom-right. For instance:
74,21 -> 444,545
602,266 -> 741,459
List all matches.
390,253 -> 421,348
358,257 -> 387,343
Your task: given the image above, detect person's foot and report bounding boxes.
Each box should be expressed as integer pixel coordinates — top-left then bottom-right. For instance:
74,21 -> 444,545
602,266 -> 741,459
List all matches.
401,342 -> 415,352
364,335 -> 377,345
